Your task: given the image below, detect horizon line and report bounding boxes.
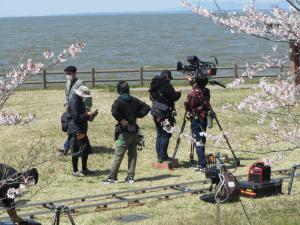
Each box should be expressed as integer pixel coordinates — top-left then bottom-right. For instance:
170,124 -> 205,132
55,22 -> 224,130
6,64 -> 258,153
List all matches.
0,7 -> 279,19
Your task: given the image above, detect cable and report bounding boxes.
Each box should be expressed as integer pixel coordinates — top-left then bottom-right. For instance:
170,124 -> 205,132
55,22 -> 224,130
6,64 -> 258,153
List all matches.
239,198 -> 253,225
214,173 -> 229,203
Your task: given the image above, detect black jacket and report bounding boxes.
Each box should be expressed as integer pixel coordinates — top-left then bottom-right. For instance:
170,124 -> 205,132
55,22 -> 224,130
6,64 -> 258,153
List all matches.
0,164 -> 22,209
68,94 -> 89,135
112,94 -> 150,133
149,78 -> 181,108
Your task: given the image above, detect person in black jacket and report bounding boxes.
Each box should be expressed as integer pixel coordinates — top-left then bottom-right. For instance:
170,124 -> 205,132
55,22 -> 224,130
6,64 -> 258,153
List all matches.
149,70 -> 181,163
68,86 -> 97,176
103,81 -> 150,184
0,164 -> 39,225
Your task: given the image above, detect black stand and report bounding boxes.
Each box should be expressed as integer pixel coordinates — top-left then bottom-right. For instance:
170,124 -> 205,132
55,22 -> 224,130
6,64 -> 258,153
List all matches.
288,164 -> 300,195
44,204 -> 76,225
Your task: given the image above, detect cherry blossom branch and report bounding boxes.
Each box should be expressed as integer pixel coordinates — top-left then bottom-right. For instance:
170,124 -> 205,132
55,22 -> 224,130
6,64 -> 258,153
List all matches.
0,41 -> 85,125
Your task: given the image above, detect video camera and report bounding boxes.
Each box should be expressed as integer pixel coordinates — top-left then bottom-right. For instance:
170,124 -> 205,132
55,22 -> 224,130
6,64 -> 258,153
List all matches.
177,55 -> 218,77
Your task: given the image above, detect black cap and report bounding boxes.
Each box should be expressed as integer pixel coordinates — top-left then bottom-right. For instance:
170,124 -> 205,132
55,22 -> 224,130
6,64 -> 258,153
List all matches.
160,70 -> 173,80
64,66 -> 77,73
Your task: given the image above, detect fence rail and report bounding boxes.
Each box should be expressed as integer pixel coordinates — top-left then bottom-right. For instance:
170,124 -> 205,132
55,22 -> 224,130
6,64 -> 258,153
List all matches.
14,64 -> 289,88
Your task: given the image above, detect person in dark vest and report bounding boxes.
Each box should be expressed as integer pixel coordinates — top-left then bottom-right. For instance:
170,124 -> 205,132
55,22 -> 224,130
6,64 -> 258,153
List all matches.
149,70 -> 181,163
68,86 -> 97,176
184,75 -> 211,171
103,81 -> 150,184
59,66 -> 93,155
0,164 -> 39,225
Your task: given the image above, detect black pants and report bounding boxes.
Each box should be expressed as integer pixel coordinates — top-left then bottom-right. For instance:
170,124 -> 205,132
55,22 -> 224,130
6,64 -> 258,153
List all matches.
69,135 -> 92,172
72,154 -> 88,172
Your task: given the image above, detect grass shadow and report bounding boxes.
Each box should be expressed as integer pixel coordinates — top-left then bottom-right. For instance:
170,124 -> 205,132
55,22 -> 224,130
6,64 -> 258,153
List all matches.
176,160 -> 197,169
92,146 -> 115,155
84,169 -> 113,177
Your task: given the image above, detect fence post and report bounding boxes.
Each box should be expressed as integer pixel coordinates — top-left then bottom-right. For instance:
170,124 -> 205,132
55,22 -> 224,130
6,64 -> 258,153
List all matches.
234,64 -> 238,78
139,67 -> 144,86
42,69 -> 47,89
91,68 -> 95,87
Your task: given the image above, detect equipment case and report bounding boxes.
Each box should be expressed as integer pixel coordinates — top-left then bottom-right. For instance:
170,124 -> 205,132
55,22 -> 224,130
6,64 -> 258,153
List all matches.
239,179 -> 283,198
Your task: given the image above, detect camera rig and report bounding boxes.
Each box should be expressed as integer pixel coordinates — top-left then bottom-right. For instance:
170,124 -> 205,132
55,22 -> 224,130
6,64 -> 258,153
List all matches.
177,55 -> 225,88
177,55 -> 218,77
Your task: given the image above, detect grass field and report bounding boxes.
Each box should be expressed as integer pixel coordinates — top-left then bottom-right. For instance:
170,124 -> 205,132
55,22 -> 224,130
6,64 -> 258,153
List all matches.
1,85 -> 300,225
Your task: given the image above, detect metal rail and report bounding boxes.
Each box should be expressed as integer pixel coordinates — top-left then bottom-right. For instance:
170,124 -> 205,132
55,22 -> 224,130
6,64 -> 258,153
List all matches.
0,168 -> 296,221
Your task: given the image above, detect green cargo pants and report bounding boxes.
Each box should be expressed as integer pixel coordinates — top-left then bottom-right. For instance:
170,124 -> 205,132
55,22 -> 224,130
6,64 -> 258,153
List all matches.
109,132 -> 138,179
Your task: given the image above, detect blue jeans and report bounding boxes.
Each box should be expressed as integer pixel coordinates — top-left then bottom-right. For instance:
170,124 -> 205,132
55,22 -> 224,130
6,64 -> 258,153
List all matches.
155,121 -> 172,159
63,135 -> 71,150
191,118 -> 207,167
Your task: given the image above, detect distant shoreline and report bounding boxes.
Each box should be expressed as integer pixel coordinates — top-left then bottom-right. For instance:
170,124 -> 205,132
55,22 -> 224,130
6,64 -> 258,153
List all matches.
0,11 -> 192,19
0,8 -> 279,19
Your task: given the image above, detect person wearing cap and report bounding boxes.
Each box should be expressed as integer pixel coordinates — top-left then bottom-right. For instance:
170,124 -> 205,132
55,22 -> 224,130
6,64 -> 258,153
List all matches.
103,81 -> 150,184
0,164 -> 39,224
148,70 -> 181,163
60,66 -> 92,155
68,85 -> 97,176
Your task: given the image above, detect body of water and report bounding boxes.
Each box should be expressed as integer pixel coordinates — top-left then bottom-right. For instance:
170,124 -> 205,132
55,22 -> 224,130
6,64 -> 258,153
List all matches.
0,13 -> 289,80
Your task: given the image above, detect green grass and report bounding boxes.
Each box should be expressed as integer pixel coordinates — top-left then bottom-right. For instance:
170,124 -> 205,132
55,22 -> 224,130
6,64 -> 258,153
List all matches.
1,86 -> 300,225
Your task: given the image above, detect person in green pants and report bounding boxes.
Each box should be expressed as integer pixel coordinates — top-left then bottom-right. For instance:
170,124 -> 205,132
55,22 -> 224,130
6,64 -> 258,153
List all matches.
103,81 -> 150,184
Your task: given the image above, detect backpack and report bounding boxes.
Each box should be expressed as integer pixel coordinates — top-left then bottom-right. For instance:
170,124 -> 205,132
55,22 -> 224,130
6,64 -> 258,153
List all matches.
149,75 -> 163,101
215,171 -> 240,202
61,111 -> 72,132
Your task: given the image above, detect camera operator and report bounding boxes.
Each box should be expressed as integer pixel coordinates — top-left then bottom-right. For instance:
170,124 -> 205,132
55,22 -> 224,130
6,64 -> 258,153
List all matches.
103,81 -> 150,184
184,75 -> 211,171
149,70 -> 181,163
0,164 -> 39,225
68,86 -> 97,177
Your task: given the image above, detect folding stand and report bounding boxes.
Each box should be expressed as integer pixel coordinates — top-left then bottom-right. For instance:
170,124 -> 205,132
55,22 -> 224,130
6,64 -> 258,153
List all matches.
44,204 -> 76,225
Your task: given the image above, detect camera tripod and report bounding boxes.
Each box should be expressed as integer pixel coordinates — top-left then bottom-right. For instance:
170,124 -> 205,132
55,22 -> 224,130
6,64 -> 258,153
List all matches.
168,106 -> 240,169
44,204 -> 76,225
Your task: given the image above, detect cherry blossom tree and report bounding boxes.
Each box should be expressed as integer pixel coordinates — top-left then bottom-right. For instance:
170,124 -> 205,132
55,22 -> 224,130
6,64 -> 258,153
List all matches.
0,41 -> 85,125
179,0 -> 300,164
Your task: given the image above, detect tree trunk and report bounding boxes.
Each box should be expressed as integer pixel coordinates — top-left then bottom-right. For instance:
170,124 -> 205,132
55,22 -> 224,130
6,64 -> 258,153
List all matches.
289,41 -> 300,85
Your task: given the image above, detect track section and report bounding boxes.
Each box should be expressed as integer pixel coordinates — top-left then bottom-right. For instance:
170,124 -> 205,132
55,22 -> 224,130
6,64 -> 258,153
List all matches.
0,168 -> 296,221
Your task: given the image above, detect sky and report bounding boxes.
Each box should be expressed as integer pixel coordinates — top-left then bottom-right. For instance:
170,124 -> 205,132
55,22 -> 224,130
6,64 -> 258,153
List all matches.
0,0 -> 288,18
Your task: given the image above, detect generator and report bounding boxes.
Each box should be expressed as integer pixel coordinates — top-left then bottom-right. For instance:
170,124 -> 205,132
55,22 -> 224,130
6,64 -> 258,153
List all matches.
248,162 -> 271,183
240,162 -> 282,198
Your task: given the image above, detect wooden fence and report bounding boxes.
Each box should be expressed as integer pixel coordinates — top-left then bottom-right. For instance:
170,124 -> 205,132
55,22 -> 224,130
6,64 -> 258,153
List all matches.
21,64 -> 288,89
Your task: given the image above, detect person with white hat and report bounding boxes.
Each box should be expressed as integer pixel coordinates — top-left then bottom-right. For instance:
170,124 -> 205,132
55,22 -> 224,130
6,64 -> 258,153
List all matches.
59,66 -> 93,155
68,85 -> 97,176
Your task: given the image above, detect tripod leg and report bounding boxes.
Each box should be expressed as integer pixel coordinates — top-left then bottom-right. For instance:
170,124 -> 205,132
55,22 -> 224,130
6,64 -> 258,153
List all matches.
171,112 -> 187,159
52,210 -> 58,225
56,210 -> 61,225
66,210 -> 76,225
190,144 -> 194,163
52,210 -> 61,225
212,111 -> 240,166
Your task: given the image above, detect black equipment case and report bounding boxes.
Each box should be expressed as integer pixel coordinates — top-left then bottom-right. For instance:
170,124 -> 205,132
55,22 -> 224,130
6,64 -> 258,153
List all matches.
239,179 -> 283,198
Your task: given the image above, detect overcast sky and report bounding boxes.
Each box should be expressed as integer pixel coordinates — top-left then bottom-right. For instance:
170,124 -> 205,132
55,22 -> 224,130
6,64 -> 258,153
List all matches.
0,0 -> 288,18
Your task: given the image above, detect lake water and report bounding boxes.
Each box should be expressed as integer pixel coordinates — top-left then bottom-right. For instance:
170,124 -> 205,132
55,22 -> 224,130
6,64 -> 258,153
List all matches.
0,13 -> 289,81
